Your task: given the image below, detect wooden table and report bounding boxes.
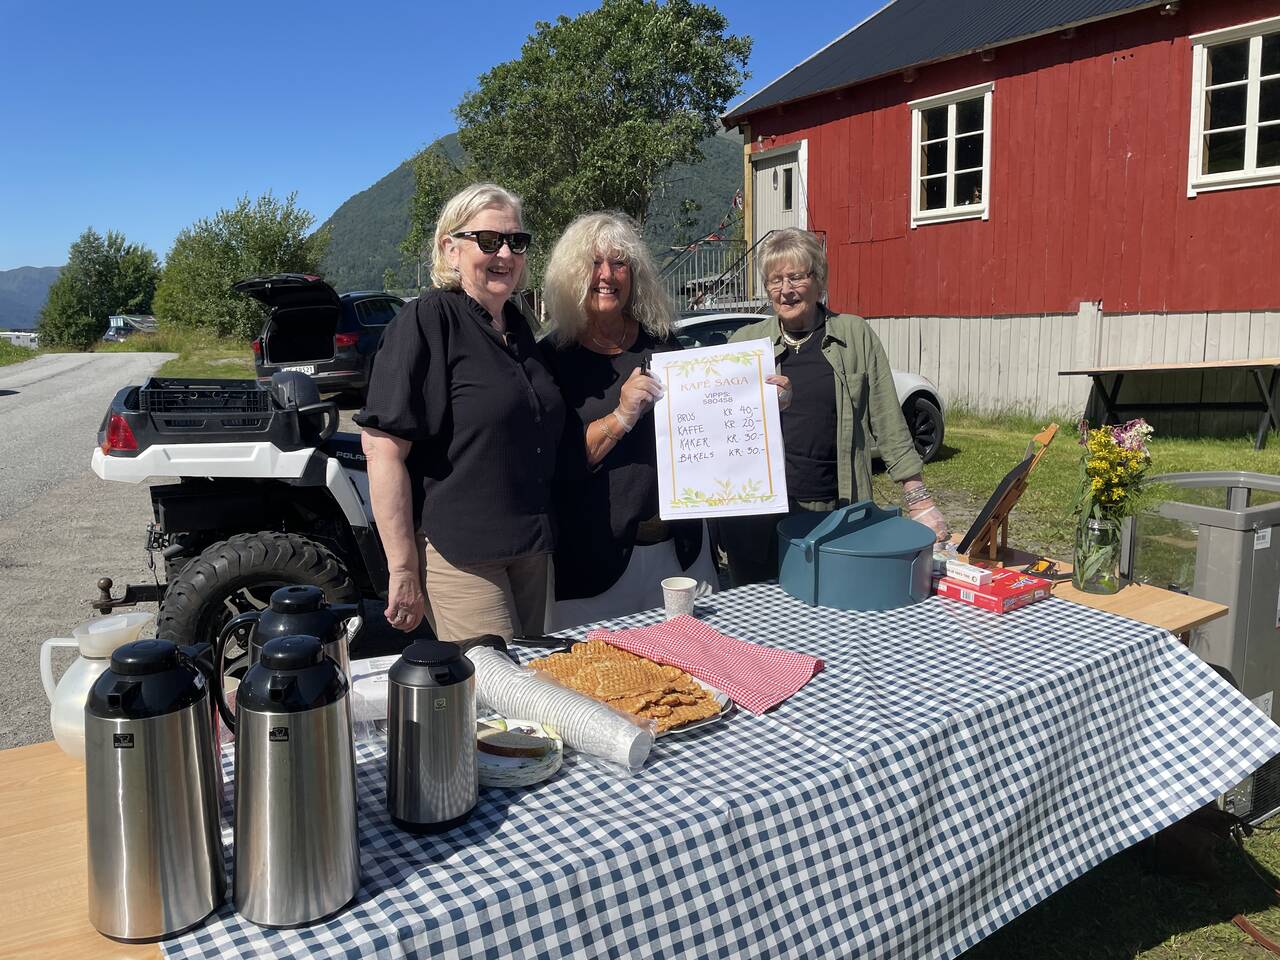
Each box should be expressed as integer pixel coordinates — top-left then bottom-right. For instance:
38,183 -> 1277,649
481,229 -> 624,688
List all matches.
1058,357 -> 1280,450
0,741 -> 159,959
979,545 -> 1229,640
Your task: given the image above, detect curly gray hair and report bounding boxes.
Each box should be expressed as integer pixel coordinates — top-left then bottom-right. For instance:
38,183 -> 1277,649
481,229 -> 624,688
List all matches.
431,183 -> 525,290
543,211 -> 674,347
758,228 -> 828,301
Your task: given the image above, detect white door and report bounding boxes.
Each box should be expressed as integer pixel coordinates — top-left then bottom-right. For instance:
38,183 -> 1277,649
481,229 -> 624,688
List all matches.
752,148 -> 804,246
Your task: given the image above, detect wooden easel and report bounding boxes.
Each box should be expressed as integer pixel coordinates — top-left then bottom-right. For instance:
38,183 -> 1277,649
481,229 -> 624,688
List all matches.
964,423 -> 1059,562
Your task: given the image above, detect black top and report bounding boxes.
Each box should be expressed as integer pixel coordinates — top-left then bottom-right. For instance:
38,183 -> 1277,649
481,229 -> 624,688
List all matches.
779,318 -> 838,502
390,638 -> 475,689
355,289 -> 565,566
541,329 -> 698,600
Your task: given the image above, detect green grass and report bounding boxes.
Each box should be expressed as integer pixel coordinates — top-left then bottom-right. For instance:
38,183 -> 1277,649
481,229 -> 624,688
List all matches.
875,410 -> 1280,958
873,410 -> 1280,559
0,339 -> 39,367
94,326 -> 255,379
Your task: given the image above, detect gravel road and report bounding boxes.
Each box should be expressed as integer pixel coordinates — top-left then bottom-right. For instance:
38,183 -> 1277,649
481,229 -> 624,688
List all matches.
0,352 -> 175,748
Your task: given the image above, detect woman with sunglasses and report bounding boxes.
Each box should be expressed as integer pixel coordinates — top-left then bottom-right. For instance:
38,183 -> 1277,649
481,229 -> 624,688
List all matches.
538,211 -> 723,629
356,183 -> 564,643
718,227 -> 950,585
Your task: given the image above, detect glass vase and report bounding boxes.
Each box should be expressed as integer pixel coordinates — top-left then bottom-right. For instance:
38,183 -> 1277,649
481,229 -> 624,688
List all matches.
1073,516 -> 1123,595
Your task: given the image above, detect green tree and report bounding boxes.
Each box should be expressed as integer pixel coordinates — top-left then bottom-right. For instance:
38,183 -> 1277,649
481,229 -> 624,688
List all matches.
405,0 -> 750,285
37,228 -> 160,349
153,192 -> 330,339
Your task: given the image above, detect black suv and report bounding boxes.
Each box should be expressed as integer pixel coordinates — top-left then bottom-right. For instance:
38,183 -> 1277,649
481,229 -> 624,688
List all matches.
237,274 -> 405,397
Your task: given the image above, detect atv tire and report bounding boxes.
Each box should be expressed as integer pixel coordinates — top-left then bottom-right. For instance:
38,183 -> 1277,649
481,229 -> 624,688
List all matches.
157,531 -> 360,648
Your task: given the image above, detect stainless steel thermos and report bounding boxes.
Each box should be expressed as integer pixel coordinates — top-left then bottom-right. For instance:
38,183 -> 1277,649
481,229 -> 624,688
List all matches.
85,639 -> 225,942
386,638 -> 477,832
213,585 -> 360,726
230,635 -> 360,927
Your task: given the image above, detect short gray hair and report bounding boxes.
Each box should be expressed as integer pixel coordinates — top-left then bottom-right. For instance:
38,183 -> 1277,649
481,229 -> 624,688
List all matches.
543,211 -> 674,347
431,183 -> 525,290
758,228 -> 828,301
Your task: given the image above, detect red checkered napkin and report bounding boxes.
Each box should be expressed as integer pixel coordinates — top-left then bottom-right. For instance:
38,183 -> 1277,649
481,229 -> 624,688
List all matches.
585,615 -> 823,715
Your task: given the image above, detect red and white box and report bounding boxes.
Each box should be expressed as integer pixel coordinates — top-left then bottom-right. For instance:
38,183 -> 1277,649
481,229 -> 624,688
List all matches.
934,568 -> 1053,614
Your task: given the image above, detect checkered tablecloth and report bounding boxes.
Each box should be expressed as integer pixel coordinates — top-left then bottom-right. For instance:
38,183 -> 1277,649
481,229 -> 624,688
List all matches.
162,586 -> 1280,960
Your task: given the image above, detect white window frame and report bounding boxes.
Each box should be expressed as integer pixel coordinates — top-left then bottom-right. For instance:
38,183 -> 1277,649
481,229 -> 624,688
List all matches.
1188,14 -> 1280,197
909,81 -> 994,228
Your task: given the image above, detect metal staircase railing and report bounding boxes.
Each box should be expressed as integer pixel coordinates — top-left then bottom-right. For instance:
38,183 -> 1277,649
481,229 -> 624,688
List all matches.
660,230 -> 776,314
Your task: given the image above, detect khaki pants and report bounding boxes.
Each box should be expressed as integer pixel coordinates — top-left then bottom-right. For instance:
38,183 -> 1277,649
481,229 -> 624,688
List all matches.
422,539 -> 551,642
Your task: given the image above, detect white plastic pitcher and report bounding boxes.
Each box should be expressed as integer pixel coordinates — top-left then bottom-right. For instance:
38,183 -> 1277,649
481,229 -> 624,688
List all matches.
40,612 -> 154,759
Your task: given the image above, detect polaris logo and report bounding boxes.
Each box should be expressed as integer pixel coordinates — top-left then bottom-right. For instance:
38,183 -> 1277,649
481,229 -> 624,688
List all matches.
113,733 -> 134,749
334,450 -> 366,462
269,726 -> 290,742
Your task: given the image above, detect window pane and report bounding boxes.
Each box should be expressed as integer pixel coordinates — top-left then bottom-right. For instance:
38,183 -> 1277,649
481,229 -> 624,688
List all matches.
955,170 -> 983,206
1259,124 -> 1280,169
1264,33 -> 1280,76
783,168 -> 793,211
922,176 -> 947,210
956,132 -> 983,170
1208,40 -> 1249,85
1262,78 -> 1280,123
1206,84 -> 1248,129
921,105 -> 947,141
1204,129 -> 1247,174
956,97 -> 984,134
923,140 -> 947,176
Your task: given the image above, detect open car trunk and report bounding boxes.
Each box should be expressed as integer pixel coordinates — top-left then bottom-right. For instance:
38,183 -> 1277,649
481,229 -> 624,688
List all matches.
262,305 -> 339,364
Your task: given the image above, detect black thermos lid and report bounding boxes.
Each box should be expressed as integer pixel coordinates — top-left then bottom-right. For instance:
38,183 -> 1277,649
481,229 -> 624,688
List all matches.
237,634 -> 347,714
88,639 -> 205,720
269,584 -> 325,614
391,639 -> 475,688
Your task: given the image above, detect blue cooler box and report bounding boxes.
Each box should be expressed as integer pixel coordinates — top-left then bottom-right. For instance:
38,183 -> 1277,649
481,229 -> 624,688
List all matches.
777,501 -> 936,611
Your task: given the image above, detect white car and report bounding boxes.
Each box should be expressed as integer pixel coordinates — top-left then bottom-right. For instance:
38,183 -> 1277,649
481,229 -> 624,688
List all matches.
672,312 -> 946,463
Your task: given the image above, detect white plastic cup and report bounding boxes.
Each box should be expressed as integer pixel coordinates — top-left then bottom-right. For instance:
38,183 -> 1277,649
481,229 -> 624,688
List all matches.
661,577 -> 712,619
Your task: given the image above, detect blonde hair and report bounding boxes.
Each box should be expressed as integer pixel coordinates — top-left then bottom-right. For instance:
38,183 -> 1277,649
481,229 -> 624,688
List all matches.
543,211 -> 674,347
430,183 -> 525,290
758,228 -> 828,301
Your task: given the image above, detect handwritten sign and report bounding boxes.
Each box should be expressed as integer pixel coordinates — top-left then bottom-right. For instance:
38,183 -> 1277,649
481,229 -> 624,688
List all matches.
653,338 -> 788,520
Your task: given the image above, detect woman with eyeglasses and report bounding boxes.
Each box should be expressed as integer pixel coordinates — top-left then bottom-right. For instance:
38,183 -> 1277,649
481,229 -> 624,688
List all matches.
356,183 -> 564,642
538,212 -> 726,628
718,227 -> 949,586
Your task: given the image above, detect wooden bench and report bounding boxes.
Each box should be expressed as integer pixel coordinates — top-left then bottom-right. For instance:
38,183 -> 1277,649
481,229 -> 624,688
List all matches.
1058,357 -> 1280,450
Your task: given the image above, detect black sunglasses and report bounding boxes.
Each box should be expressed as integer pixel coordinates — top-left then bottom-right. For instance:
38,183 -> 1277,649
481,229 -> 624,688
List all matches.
450,230 -> 532,255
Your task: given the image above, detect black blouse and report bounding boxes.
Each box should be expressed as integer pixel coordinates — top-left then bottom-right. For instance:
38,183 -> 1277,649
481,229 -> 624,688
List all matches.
354,289 -> 565,567
542,329 -> 698,599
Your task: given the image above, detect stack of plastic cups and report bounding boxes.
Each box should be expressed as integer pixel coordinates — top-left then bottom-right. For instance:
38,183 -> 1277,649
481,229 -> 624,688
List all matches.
465,647 -> 653,771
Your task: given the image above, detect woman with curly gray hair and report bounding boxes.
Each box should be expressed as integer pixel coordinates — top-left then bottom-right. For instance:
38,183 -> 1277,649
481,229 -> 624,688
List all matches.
540,211 -> 719,628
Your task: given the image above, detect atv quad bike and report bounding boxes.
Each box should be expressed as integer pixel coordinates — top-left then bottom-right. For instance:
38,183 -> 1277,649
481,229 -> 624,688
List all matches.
91,372 -> 390,648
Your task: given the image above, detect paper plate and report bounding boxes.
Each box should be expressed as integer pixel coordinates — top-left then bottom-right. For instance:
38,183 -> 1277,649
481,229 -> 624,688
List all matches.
476,717 -> 563,788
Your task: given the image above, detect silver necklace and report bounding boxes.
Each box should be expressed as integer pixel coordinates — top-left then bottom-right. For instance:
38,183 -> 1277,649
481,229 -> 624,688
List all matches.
779,323 -> 815,350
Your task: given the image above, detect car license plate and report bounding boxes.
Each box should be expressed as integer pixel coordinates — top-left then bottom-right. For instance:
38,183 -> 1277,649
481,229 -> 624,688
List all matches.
282,364 -> 315,375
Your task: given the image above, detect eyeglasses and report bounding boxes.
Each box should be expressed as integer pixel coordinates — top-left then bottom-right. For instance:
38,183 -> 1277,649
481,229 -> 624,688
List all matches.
765,271 -> 813,292
450,230 -> 532,255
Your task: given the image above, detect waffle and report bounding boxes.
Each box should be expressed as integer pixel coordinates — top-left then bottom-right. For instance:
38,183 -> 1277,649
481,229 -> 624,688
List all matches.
529,641 -> 722,732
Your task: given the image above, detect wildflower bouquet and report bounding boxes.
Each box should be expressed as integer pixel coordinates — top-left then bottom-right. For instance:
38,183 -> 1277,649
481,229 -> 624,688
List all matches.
1071,418 -> 1153,593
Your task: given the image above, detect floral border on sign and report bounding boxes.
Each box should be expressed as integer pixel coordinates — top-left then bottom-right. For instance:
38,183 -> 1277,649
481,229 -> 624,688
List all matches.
661,350 -> 763,378
671,478 -> 774,509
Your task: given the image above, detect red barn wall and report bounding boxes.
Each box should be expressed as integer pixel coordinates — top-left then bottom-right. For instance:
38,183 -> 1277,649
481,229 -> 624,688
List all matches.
743,0 -> 1280,319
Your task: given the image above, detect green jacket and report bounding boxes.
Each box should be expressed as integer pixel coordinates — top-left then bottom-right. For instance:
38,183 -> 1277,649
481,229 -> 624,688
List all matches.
728,308 -> 923,505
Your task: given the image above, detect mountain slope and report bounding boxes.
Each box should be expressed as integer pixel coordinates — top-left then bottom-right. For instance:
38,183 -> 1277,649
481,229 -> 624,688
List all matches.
317,131 -> 743,291
0,265 -> 63,329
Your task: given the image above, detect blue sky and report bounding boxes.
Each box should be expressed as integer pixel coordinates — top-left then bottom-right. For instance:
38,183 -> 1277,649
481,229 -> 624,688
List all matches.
0,0 -> 878,270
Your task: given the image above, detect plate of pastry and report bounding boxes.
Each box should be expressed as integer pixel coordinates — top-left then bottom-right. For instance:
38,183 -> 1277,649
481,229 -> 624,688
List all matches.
527,639 -> 733,735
